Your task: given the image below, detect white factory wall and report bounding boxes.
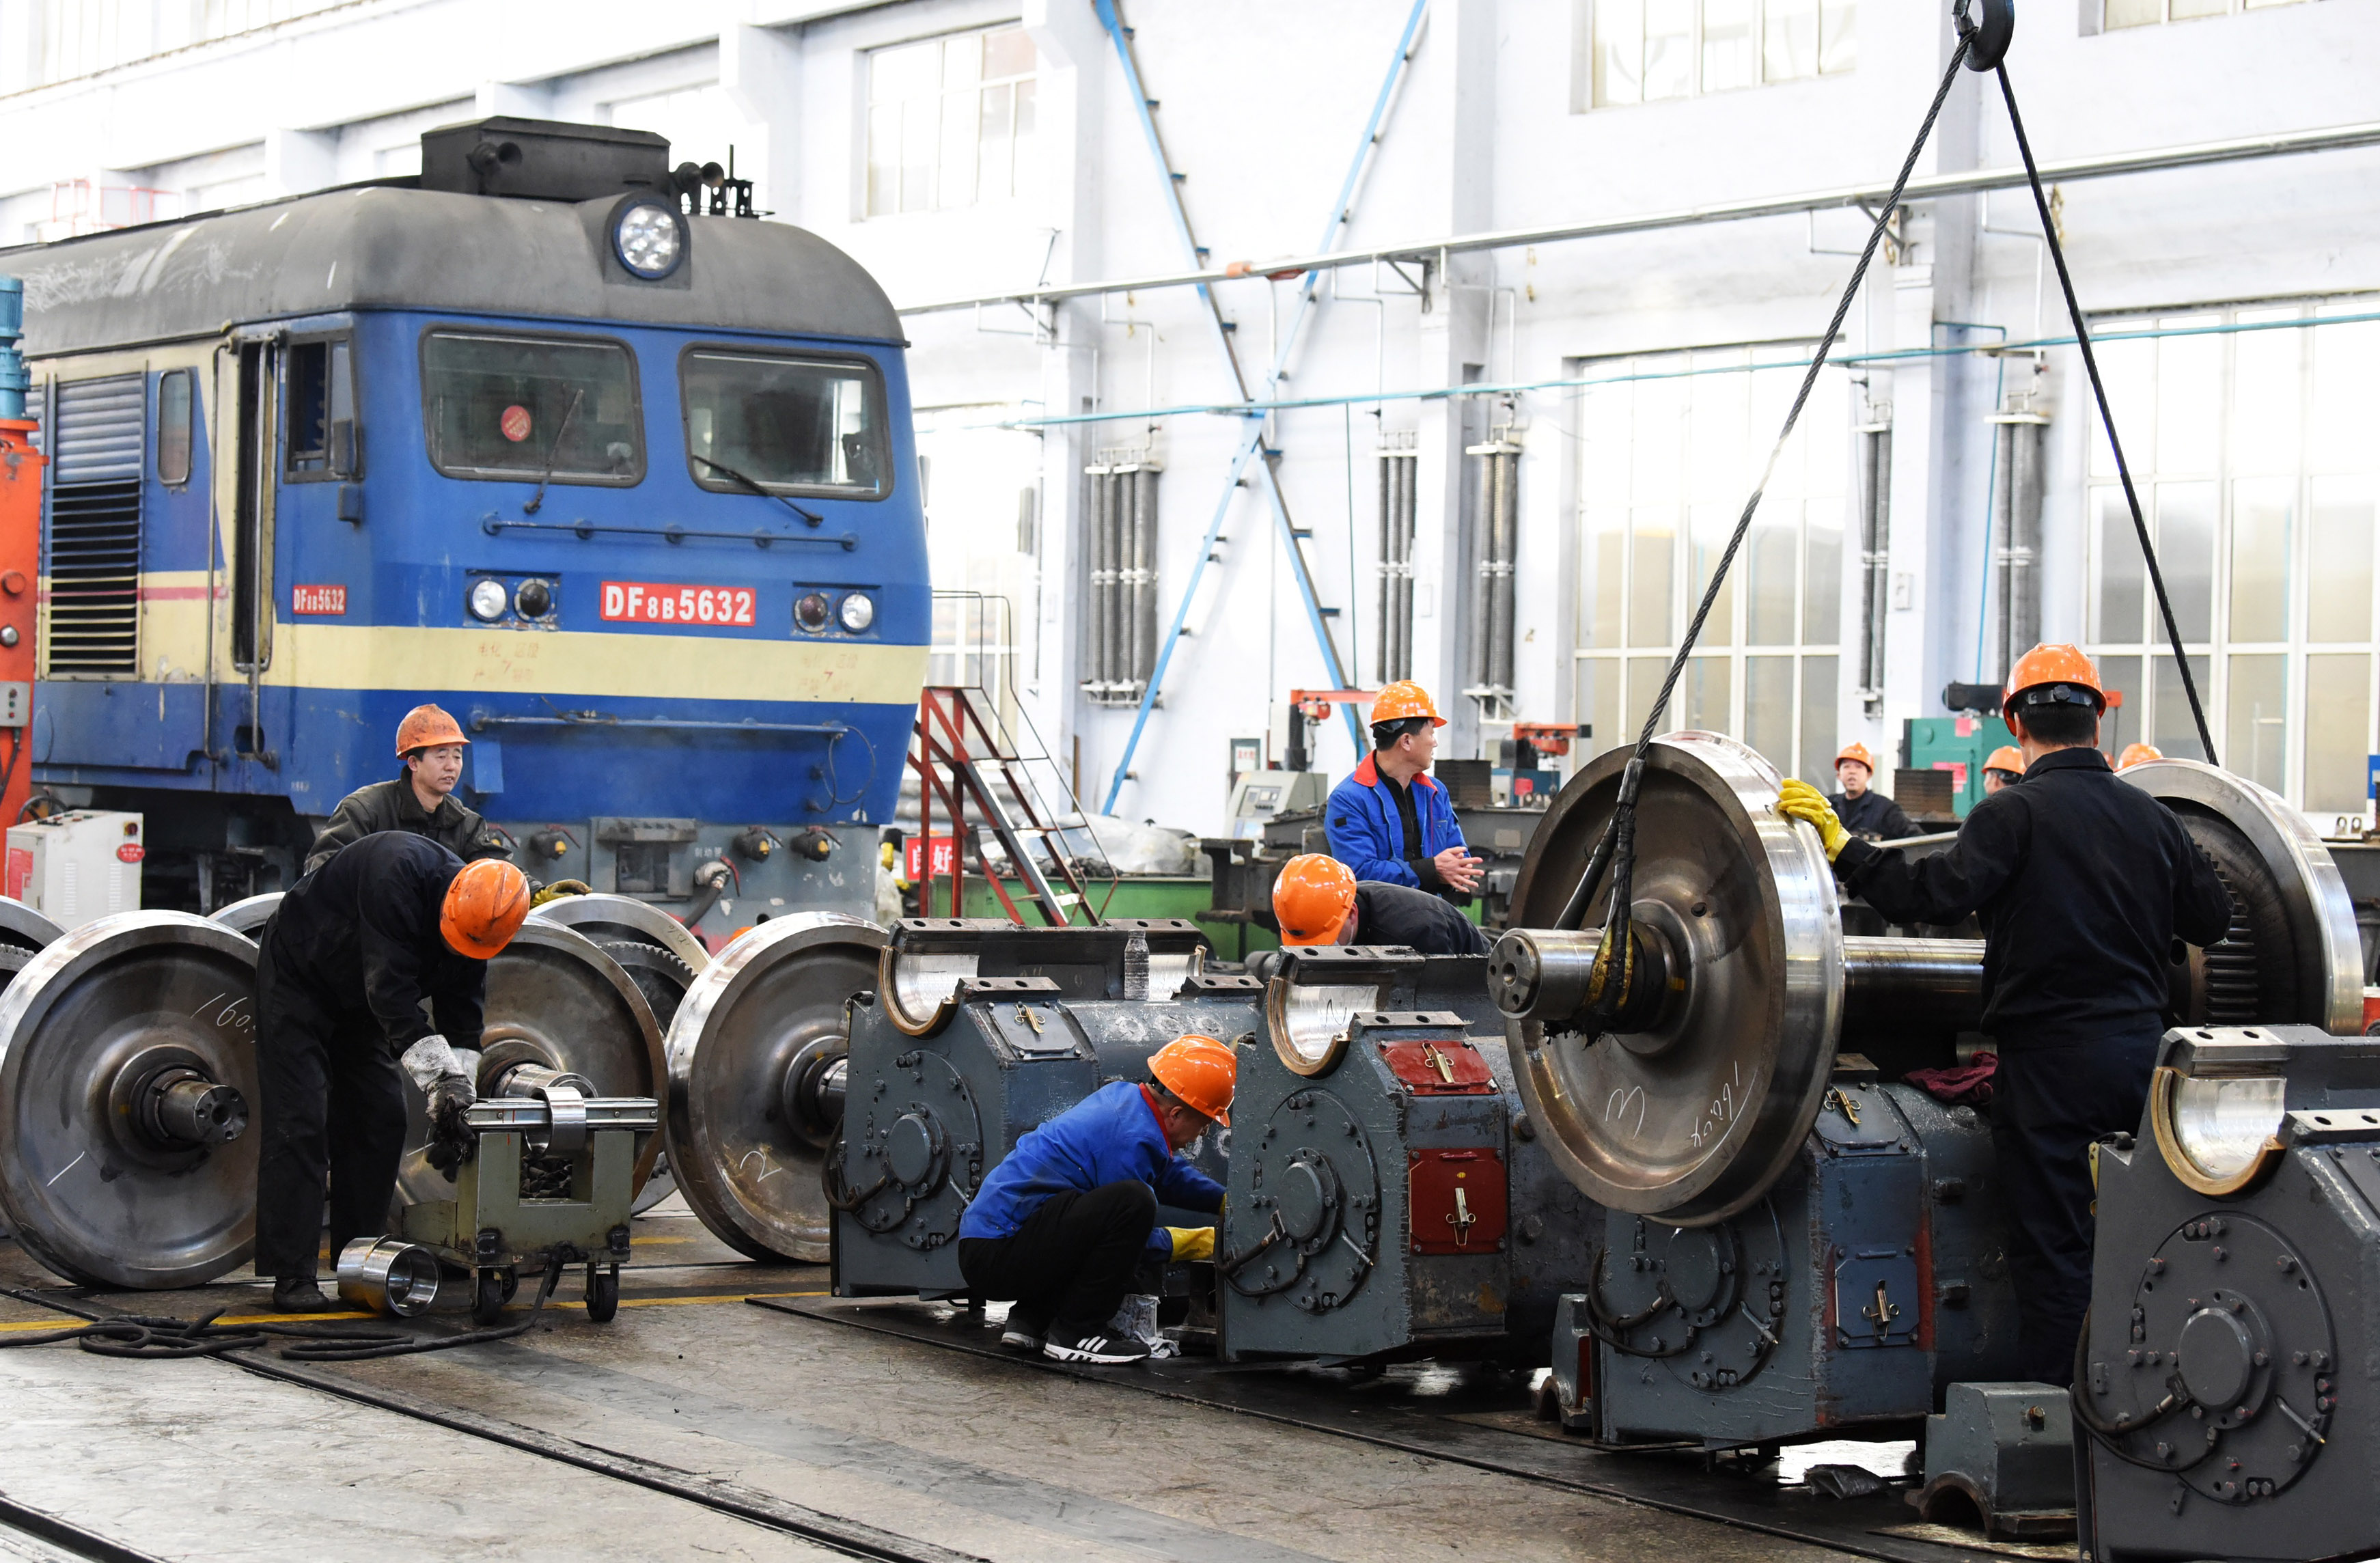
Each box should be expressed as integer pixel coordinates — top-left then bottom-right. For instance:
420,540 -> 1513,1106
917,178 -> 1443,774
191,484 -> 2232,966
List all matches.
1,0 -> 2376,834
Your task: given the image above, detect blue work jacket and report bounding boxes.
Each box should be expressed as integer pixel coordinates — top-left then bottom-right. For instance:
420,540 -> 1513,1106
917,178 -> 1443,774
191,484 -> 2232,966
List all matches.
958,1079 -> 1224,1254
1324,753 -> 1467,890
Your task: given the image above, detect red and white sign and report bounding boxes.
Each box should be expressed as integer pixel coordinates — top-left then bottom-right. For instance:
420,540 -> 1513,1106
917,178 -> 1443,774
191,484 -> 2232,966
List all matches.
902,835 -> 960,881
600,581 -> 757,628
116,843 -> 145,863
292,584 -> 347,616
500,404 -> 533,443
4,847 -> 26,901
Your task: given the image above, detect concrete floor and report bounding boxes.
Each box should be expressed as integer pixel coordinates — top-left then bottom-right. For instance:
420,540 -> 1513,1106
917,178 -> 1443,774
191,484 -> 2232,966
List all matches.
0,1202 -> 1895,1563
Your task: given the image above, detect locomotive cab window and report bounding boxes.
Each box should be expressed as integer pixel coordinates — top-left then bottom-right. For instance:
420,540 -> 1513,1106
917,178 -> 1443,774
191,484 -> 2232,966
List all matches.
421,330 -> 644,485
681,351 -> 889,499
284,337 -> 357,480
156,368 -> 194,487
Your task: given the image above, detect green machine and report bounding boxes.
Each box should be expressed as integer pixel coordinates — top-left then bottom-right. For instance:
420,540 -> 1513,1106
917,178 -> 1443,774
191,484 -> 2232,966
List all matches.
1904,715 -> 2016,818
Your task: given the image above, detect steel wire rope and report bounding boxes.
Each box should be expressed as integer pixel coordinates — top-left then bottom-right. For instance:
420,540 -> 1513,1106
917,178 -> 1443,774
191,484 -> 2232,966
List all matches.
1550,31 -> 1982,1029
1984,20 -> 2217,764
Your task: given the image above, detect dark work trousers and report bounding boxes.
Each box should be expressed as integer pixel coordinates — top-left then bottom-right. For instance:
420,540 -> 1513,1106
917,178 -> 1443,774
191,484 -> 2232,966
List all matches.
251,933 -> 411,1280
955,1181 -> 1158,1337
1991,1032 -> 2160,1385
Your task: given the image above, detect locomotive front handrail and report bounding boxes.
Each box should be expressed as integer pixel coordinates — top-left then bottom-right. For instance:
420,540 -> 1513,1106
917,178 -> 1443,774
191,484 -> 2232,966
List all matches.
469,711 -> 853,736
478,514 -> 858,551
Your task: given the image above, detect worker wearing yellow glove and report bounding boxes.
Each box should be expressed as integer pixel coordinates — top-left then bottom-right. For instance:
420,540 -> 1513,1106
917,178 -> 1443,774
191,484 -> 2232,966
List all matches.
1163,1226 -> 1216,1262
1775,778 -> 1849,861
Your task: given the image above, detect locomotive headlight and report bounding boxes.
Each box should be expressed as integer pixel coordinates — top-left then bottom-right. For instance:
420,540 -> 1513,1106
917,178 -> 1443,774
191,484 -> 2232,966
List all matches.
2151,1066 -> 2288,1195
794,592 -> 832,633
514,578 -> 554,619
837,592 -> 875,633
467,579 -> 510,622
612,199 -> 686,281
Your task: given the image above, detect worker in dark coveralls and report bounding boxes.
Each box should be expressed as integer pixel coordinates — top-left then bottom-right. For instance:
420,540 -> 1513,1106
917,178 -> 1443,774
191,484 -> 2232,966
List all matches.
255,834 -> 531,1312
957,1035 -> 1233,1365
1324,680 -> 1483,905
1780,644 -> 2232,1383
1827,741 -> 1919,841
1272,852 -> 1490,956
305,704 -> 512,874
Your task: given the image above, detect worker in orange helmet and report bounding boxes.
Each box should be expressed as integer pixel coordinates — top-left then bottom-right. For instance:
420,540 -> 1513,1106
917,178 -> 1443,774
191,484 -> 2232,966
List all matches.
1273,853 -> 1488,956
2116,742 -> 2163,771
1827,741 -> 1919,842
253,836 -> 531,1311
1982,745 -> 2025,796
305,704 -> 513,874
958,1035 -> 1233,1364
1779,644 -> 2230,1383
1323,680 -> 1483,907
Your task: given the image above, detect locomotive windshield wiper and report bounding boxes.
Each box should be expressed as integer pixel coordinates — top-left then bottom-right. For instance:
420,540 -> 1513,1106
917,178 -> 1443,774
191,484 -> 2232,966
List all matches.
521,387 -> 583,516
691,454 -> 823,527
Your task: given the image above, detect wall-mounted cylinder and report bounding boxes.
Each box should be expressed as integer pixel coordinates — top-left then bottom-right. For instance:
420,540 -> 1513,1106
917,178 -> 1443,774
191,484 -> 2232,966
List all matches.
1991,408 -> 2049,683
1376,445 -> 1417,684
1080,459 -> 1159,708
1465,441 -> 1520,718
1855,413 -> 1892,710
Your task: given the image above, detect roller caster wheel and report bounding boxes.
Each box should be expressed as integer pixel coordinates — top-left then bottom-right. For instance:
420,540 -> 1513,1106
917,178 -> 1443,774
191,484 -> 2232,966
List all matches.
585,1263 -> 620,1323
472,1267 -> 515,1326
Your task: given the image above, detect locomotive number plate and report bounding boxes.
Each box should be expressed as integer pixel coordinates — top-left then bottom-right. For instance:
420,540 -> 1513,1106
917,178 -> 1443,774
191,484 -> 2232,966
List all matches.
600,581 -> 758,627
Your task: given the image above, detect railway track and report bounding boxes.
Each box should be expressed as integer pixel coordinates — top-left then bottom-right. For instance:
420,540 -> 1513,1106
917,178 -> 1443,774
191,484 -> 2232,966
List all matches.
0,1286 -> 982,1563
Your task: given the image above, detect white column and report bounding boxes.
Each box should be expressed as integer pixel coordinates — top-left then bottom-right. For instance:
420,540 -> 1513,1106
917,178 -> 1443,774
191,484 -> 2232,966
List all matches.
721,23 -> 803,218
262,128 -> 339,197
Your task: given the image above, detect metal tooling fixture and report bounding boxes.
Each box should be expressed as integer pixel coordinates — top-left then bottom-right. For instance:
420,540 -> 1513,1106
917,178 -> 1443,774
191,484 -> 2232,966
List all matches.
826,916 -> 1255,1299
1491,732 -> 2362,1453
2072,1024 -> 2380,1561
1221,961 -> 1597,1363
1094,0 -> 1428,812
399,1064 -> 657,1325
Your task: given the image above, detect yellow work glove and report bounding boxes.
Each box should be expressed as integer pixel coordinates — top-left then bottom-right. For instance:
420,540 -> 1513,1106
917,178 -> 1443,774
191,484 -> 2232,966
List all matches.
1165,1226 -> 1216,1262
1775,779 -> 1850,863
530,879 -> 592,908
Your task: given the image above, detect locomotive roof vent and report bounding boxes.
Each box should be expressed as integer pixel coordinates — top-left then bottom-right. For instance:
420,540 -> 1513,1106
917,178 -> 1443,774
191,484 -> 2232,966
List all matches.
419,116 -> 672,204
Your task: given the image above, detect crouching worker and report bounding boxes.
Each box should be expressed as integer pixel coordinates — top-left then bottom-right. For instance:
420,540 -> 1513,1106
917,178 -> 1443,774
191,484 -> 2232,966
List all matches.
957,1035 -> 1235,1364
1273,852 -> 1490,956
254,833 -> 532,1312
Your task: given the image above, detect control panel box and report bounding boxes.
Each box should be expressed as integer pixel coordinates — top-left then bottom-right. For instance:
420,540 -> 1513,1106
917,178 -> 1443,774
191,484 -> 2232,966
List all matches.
6,810 -> 143,929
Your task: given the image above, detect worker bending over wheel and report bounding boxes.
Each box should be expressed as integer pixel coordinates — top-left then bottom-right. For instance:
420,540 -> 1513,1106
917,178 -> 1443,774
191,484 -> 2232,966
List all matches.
957,1036 -> 1234,1364
1778,644 -> 2230,1383
305,704 -> 514,874
254,834 -> 531,1312
1273,853 -> 1489,956
1324,681 -> 1483,905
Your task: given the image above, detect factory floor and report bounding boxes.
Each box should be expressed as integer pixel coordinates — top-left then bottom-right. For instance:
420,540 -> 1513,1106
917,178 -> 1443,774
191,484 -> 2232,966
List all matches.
0,1203 -> 2012,1563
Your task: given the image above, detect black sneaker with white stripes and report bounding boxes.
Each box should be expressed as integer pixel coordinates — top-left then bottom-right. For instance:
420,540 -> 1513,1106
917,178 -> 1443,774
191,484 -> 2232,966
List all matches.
1042,1329 -> 1151,1365
999,1303 -> 1051,1351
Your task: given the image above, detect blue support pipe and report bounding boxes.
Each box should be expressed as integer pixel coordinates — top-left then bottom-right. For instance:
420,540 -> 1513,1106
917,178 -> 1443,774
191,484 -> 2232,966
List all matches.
1097,0 -> 1428,812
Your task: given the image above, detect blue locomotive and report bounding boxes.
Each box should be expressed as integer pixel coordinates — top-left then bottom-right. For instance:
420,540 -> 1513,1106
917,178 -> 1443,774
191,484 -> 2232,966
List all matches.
4,118 -> 928,939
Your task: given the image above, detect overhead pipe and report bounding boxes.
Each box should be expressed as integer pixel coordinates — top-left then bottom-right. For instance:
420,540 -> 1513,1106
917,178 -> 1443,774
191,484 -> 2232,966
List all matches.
904,117 -> 2380,317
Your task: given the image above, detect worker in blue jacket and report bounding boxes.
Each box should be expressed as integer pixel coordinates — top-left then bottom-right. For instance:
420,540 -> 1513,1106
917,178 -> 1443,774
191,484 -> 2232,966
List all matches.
1323,680 -> 1482,904
956,1034 -> 1234,1365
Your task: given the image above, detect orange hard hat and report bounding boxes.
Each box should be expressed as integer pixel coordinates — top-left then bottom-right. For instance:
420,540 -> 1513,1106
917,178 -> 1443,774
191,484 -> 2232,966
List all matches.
1834,743 -> 1876,773
1984,745 -> 2023,775
440,858 -> 531,960
1273,853 -> 1358,945
2003,644 -> 2105,720
2117,742 -> 2163,771
1370,680 -> 1445,728
396,704 -> 470,756
1149,1034 -> 1235,1125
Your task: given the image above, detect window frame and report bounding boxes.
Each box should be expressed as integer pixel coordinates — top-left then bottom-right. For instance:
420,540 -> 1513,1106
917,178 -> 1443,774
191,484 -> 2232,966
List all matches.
861,22 -> 1040,218
1582,0 -> 1855,111
676,343 -> 896,503
156,367 -> 195,488
416,324 -> 647,488
281,331 -> 358,484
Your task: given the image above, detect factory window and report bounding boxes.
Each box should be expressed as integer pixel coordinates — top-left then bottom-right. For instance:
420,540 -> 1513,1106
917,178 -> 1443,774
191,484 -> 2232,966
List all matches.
29,0 -> 351,87
2101,0 -> 2305,28
419,330 -> 644,487
1573,346 -> 1849,786
2083,302 -> 2380,821
1585,0 -> 1854,109
680,350 -> 889,498
864,25 -> 1038,216
283,337 -> 356,481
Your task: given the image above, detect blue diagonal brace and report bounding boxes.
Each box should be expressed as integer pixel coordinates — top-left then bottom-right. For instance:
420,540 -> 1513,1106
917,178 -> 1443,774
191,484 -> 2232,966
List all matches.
1096,0 -> 1427,810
